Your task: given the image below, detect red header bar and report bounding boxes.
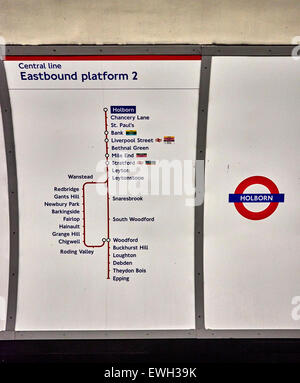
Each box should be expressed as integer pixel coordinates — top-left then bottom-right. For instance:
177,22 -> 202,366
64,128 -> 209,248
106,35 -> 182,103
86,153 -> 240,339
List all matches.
5,55 -> 201,61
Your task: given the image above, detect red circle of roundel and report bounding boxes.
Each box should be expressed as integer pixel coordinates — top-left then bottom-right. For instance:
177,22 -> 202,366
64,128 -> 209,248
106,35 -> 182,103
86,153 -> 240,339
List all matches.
234,176 -> 279,220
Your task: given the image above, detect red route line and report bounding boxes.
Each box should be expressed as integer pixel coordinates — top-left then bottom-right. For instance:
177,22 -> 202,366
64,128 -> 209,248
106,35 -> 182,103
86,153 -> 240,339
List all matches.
5,55 -> 201,61
82,182 -> 107,248
82,108 -> 111,279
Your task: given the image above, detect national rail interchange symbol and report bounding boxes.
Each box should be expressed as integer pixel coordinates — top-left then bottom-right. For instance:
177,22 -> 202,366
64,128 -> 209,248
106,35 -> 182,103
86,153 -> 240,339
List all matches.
82,107 -> 111,279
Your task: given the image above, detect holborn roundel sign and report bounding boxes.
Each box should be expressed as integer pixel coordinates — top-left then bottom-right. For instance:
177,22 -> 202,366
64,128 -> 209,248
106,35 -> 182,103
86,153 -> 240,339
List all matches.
229,176 -> 285,220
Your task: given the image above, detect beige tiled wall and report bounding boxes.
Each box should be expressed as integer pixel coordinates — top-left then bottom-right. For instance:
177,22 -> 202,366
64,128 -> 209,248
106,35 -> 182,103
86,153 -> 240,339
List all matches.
0,0 -> 299,45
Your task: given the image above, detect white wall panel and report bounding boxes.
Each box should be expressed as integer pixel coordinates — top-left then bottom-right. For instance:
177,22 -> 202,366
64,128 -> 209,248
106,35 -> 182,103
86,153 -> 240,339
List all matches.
204,57 -> 300,329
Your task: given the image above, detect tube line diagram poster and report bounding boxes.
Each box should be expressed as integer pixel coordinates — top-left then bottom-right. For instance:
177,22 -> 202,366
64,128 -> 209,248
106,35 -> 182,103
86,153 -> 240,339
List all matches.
4,56 -> 201,331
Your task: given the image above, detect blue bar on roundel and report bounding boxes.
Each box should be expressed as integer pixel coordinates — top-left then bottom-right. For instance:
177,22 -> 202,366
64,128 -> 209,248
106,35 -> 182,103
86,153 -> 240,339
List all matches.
228,193 -> 285,203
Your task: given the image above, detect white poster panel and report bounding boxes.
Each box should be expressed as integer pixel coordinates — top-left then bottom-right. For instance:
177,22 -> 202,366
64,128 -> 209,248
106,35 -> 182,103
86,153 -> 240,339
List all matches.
5,57 -> 200,330
0,108 -> 9,331
204,57 -> 300,329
